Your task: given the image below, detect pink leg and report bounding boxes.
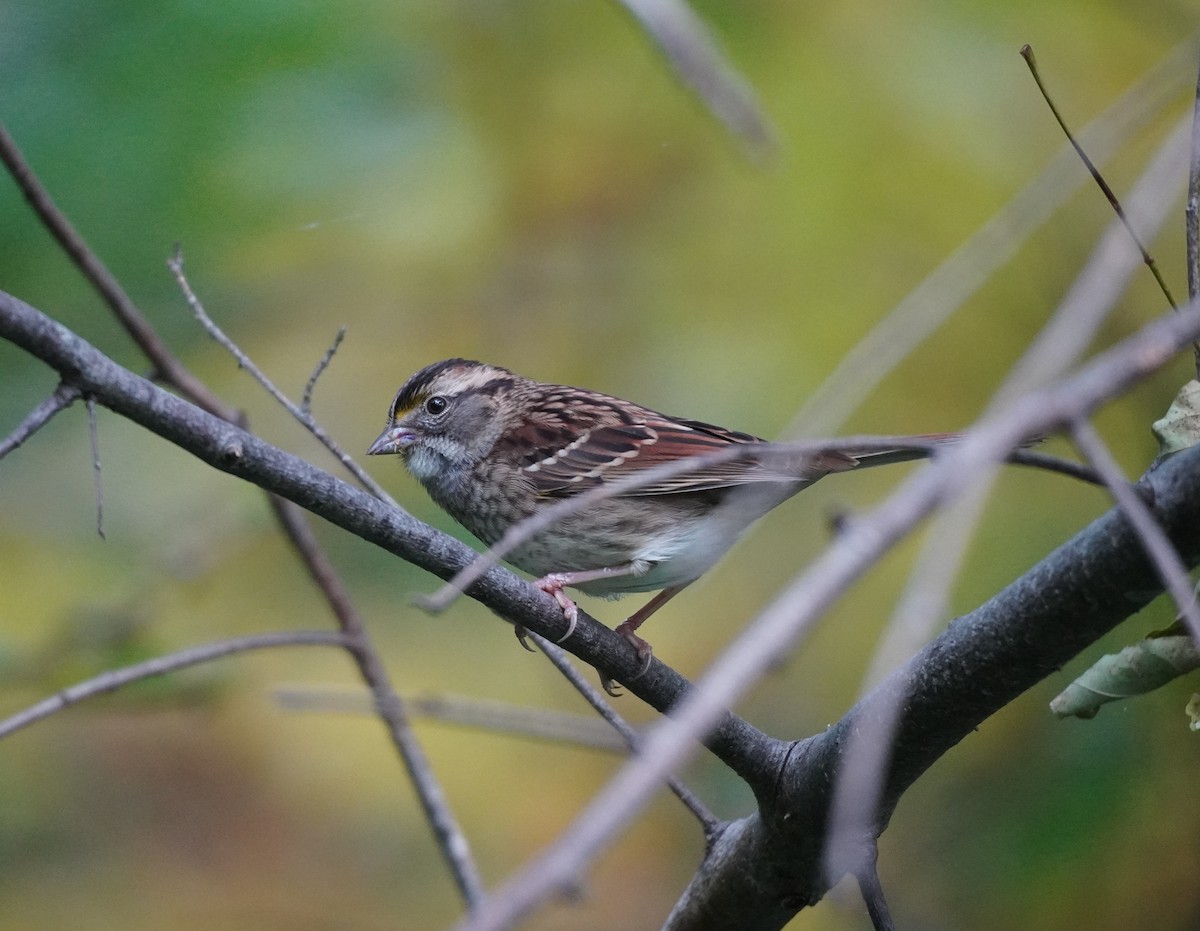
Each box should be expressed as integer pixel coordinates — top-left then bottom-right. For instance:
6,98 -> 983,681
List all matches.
614,582 -> 692,678
534,563 -> 644,644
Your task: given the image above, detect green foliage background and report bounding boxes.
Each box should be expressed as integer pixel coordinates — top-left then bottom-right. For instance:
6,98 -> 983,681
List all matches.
2,2 -> 1198,928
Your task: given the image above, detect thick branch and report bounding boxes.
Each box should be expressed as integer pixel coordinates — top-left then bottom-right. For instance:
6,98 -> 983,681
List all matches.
0,287 -> 774,780
666,439 -> 1200,929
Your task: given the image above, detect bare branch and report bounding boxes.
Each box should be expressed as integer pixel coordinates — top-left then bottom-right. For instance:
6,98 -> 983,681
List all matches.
0,122 -> 236,420
166,250 -> 397,505
274,685 -> 631,752
856,856 -> 896,931
819,114 -> 1192,881
1185,49 -> 1200,305
302,325 -> 346,415
1069,419 -> 1200,641
0,122 -> 478,908
1021,44 -> 1180,310
451,295 -> 1200,931
789,41 -> 1196,436
615,0 -> 776,159
85,396 -> 105,539
531,633 -> 719,835
996,116 -> 1190,402
666,424 -> 1200,930
266,493 -> 486,908
1004,448 -> 1101,484
0,285 -> 777,774
0,382 -> 80,460
0,630 -> 347,740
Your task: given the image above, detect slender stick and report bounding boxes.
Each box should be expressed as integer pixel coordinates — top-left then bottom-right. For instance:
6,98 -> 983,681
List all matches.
0,122 -> 482,910
856,857 -> 896,931
266,494 -> 487,907
0,122 -> 236,420
0,630 -> 347,740
274,686 -> 631,752
0,382 -> 80,460
532,634 -> 720,836
85,396 -> 105,539
1069,420 -> 1200,642
303,326 -> 346,415
1020,45 -> 1180,308
1188,51 -> 1200,348
166,250 -> 397,505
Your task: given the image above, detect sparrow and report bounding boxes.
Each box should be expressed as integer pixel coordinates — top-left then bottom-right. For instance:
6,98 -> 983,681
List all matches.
368,359 -> 951,678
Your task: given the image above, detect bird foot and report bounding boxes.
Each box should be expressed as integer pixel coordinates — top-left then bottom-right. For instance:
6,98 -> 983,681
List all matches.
534,573 -> 580,644
512,625 -> 537,652
615,619 -> 654,680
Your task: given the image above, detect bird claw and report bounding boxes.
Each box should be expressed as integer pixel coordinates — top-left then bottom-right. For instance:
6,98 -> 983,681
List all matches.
534,573 -> 580,644
513,625 -> 537,653
597,632 -> 652,696
532,572 -> 656,695
615,620 -> 654,681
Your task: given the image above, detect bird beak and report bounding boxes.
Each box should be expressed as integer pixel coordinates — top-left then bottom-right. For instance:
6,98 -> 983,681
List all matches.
367,425 -> 416,456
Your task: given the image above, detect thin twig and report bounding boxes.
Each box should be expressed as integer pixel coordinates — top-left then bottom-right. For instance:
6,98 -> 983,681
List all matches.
531,633 -> 720,836
1005,448 -> 1101,484
789,41 -> 1196,437
302,326 -> 346,415
1188,50 -> 1200,382
995,116 -> 1190,403
266,494 -> 487,907
0,122 -> 236,420
274,685 -> 630,752
0,382 -> 80,460
856,857 -> 896,931
1020,44 -> 1182,313
85,396 -> 105,539
616,0 -> 776,160
0,630 -> 348,740
1069,420 -> 1200,642
166,249 -> 397,506
0,123 -> 478,909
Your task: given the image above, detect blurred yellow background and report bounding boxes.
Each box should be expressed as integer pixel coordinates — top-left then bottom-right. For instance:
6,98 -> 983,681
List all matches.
2,1 -> 1198,928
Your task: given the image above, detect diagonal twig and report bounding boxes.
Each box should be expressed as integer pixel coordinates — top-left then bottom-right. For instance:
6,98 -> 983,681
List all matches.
266,493 -> 487,907
789,41 -> 1196,437
0,122 -> 236,420
274,685 -> 631,752
1068,419 -> 1200,642
531,633 -> 719,836
302,326 -> 346,415
0,382 -> 80,460
166,249 -> 397,506
1021,44 -> 1181,312
0,630 -> 348,740
615,0 -> 776,159
0,126 -> 482,909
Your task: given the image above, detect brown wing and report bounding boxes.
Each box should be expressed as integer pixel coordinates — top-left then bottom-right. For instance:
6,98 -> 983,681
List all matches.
508,405 -> 859,498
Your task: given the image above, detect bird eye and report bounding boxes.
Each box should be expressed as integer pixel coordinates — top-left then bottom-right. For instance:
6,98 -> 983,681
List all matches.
424,395 -> 449,416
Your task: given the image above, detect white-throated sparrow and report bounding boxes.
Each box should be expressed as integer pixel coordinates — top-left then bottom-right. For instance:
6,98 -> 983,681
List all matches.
368,359 -> 949,674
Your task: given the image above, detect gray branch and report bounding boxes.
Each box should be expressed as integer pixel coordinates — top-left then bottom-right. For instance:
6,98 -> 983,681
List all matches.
7,286 -> 1200,929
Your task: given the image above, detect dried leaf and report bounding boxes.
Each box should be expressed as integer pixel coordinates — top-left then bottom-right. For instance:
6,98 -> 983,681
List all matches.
1050,635 -> 1200,719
